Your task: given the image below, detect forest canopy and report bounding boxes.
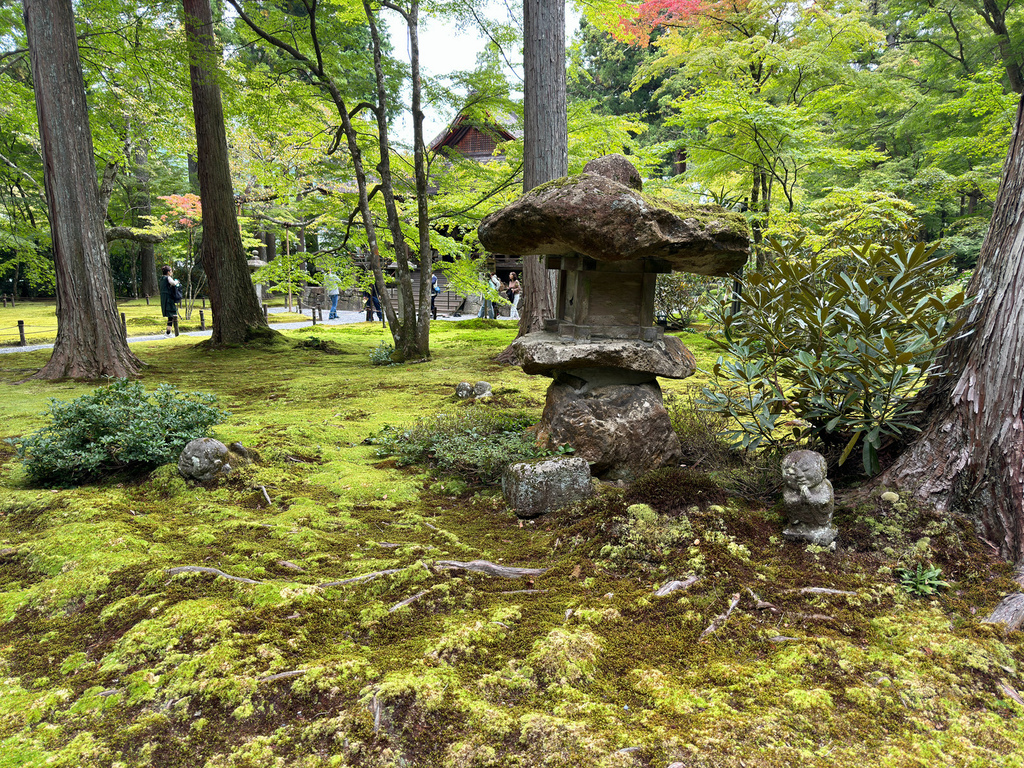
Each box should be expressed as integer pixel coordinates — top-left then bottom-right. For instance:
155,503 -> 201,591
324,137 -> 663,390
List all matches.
0,0 -> 1019,297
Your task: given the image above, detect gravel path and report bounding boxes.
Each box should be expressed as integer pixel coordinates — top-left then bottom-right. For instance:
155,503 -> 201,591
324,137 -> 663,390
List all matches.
0,310 -> 473,355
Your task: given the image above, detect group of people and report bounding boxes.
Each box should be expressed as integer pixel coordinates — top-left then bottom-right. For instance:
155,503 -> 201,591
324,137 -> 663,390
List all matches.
329,268 -> 522,323
477,271 -> 521,319
157,265 -> 524,330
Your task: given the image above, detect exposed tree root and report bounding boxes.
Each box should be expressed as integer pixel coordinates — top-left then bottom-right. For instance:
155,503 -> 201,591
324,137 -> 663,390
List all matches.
654,575 -> 701,597
699,592 -> 740,641
389,590 -> 429,613
259,669 -> 309,683
983,593 -> 1024,632
999,681 -> 1024,706
166,566 -> 261,584
433,559 -> 547,578
318,568 -> 403,588
746,588 -> 782,614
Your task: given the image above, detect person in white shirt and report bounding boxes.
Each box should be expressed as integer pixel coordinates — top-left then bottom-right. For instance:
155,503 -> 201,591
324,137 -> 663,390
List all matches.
324,270 -> 341,319
508,271 -> 521,319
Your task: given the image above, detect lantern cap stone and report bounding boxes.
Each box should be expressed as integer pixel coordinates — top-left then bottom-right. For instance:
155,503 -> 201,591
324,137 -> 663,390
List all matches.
478,154 -> 749,276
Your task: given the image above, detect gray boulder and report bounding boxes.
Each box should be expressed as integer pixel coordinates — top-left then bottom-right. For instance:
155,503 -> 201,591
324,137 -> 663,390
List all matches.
503,457 -> 594,519
178,437 -> 236,483
537,379 -> 681,481
583,153 -> 642,190
456,381 -> 493,399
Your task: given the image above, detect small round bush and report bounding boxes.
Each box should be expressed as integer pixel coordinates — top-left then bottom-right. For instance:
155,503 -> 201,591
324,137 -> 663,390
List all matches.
370,408 -> 543,485
9,379 -> 227,486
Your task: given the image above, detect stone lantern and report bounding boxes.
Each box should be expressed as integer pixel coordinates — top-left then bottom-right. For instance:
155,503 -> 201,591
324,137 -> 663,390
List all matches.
247,258 -> 268,307
478,154 -> 749,480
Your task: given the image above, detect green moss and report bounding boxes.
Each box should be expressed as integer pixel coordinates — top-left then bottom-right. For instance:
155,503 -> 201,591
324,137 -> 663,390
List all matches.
642,194 -> 750,238
0,322 -> 1020,767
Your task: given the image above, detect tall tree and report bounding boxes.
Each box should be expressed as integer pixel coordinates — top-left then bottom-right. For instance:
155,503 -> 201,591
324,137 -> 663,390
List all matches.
608,1 -> 883,266
21,0 -> 142,379
877,92 -> 1024,565
515,0 -> 566,335
225,0 -> 434,361
182,0 -> 271,346
133,141 -> 158,298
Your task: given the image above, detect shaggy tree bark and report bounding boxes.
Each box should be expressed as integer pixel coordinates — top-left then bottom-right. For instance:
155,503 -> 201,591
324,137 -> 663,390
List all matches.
134,142 -> 158,298
516,0 -> 566,336
22,0 -> 142,380
877,93 -> 1024,565
183,0 -> 271,346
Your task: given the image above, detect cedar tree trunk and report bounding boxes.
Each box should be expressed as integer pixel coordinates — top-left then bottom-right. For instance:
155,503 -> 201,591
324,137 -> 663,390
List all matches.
877,93 -> 1024,565
23,0 -> 142,380
506,0 -> 565,349
134,142 -> 158,298
183,0 -> 270,346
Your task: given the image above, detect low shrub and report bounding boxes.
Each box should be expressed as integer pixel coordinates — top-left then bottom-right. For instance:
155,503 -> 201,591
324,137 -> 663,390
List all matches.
665,390 -> 736,471
700,238 -> 968,474
369,341 -> 394,365
369,408 -> 549,486
9,379 -> 227,486
897,563 -> 950,596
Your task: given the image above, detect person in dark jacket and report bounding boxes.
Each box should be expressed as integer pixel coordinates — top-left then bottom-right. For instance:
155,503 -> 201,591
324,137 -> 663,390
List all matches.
159,265 -> 181,336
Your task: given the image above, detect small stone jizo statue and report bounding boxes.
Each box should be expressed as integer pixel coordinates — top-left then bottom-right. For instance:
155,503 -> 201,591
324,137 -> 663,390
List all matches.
780,449 -> 837,547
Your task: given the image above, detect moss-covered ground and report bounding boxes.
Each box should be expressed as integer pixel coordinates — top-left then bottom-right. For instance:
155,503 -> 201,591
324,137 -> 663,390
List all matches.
0,320 -> 1021,767
0,298 -> 321,346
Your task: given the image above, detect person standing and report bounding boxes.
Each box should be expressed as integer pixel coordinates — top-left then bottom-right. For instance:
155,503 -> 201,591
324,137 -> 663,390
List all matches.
430,272 -> 441,320
324,270 -> 341,319
159,265 -> 181,336
479,272 -> 501,319
476,272 -> 496,319
508,271 -> 521,319
363,283 -> 384,323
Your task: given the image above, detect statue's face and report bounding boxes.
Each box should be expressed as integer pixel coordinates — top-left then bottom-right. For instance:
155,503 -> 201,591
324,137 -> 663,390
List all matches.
782,455 -> 824,488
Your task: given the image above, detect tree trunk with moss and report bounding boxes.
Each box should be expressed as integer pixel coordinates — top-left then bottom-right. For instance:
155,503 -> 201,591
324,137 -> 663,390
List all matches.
183,0 -> 271,346
23,0 -> 142,380
876,93 -> 1024,565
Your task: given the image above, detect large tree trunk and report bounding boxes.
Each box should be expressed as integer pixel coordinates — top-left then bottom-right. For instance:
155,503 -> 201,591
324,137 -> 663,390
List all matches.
501,0 -> 566,356
183,0 -> 271,346
980,0 -> 1023,94
877,93 -> 1024,565
22,0 -> 142,380
134,142 -> 158,298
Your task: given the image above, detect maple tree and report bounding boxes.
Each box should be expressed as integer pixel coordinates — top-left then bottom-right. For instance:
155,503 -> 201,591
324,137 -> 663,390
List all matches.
155,193 -> 204,318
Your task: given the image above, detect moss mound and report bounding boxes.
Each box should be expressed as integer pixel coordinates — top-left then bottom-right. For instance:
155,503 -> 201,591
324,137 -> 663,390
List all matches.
624,466 -> 728,515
